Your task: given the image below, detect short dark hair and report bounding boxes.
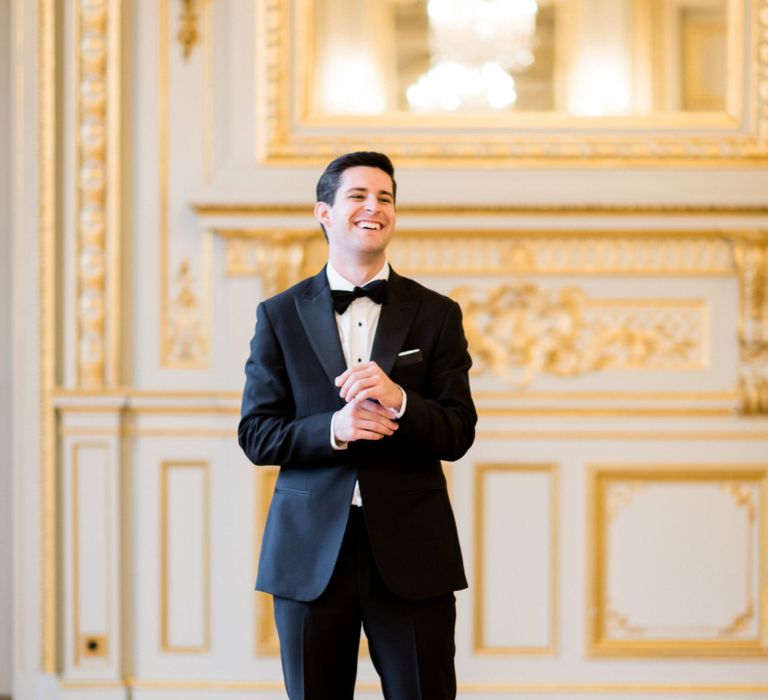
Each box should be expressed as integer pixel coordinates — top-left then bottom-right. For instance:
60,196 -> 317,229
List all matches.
316,151 -> 397,206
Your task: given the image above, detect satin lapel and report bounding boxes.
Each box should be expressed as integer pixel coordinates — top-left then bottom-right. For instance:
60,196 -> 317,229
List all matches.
370,271 -> 420,376
295,271 -> 347,390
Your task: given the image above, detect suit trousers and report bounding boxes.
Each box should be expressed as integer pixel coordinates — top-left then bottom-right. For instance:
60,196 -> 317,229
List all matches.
273,507 -> 457,700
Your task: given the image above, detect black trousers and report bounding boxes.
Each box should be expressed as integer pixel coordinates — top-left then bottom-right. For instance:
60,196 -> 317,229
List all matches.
273,507 -> 457,700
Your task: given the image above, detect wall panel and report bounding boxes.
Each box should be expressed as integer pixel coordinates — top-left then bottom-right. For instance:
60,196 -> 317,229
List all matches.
474,463 -> 557,654
160,461 -> 210,653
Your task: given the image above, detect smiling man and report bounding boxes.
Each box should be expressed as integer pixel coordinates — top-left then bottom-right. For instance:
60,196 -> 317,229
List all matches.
238,152 -> 477,699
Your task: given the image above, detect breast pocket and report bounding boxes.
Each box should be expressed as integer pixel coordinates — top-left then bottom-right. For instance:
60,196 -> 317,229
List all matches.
394,349 -> 422,367
391,349 -> 425,390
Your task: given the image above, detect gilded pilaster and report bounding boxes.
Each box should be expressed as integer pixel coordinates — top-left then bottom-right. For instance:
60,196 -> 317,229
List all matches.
75,0 -> 121,388
39,0 -> 57,674
733,233 -> 768,414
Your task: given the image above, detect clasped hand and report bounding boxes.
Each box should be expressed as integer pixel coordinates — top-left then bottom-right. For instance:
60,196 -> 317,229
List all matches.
332,361 -> 402,443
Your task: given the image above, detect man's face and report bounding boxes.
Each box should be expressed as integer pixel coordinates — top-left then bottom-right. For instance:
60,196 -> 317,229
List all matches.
314,166 -> 396,260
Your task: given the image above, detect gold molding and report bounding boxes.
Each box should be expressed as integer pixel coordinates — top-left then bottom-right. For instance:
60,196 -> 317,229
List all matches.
160,461 -> 212,653
224,228 -> 737,278
39,0 -> 57,674
254,467 -> 279,656
732,233 -> 768,414
587,463 -> 768,656
256,0 -> 768,164
59,678 -> 768,693
474,463 -> 558,655
196,204 -> 768,217
75,0 -> 122,388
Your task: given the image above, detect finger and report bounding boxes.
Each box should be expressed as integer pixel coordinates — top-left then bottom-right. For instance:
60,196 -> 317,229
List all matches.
356,419 -> 397,436
335,361 -> 382,389
335,363 -> 375,387
352,430 -> 386,441
341,375 -> 377,401
356,413 -> 398,432
357,399 -> 396,417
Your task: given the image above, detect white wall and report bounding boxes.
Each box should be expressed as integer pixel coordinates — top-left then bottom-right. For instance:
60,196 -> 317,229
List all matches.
0,0 -> 14,694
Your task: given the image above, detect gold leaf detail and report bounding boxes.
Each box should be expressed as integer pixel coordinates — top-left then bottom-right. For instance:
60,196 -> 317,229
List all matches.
165,259 -> 208,366
450,283 -> 704,386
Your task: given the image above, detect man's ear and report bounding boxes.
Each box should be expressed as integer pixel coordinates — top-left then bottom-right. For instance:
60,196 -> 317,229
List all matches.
314,201 -> 330,228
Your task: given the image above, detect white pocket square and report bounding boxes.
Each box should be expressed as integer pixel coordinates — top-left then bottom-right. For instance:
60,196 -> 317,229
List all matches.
398,348 -> 420,357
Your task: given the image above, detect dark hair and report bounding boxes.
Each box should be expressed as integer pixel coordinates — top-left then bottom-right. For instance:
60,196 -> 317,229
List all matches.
316,151 -> 397,206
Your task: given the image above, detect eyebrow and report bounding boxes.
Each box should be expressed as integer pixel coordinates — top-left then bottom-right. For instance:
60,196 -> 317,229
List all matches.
345,186 -> 394,198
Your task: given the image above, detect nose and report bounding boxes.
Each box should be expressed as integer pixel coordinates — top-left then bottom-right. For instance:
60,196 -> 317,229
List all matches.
364,195 -> 379,212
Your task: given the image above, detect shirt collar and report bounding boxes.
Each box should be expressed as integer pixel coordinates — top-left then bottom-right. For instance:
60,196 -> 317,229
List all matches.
326,261 -> 390,291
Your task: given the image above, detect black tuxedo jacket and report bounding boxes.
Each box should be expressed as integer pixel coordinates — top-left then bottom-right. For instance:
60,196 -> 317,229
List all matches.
238,267 -> 476,602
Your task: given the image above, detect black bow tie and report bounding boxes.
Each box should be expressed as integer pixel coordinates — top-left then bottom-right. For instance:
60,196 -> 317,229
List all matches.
331,280 -> 389,314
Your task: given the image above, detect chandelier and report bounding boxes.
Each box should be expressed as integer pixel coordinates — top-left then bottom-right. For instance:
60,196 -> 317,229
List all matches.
407,0 -> 539,112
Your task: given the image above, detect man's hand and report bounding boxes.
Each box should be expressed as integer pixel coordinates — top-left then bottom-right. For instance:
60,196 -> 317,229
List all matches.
335,361 -> 403,413
333,399 -> 399,443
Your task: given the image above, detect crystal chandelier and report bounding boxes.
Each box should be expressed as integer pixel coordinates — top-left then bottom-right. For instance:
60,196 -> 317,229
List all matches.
407,0 -> 539,112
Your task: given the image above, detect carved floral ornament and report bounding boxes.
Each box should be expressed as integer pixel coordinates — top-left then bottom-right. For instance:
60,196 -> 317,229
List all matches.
177,0 -> 202,59
208,228 -> 768,414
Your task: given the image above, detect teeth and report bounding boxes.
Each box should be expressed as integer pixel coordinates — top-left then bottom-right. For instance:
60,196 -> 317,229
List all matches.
358,222 -> 381,230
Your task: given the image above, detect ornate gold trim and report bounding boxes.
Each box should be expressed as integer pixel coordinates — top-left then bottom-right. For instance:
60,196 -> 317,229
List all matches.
587,464 -> 768,656
75,0 -> 121,388
160,461 -> 211,653
732,232 -> 768,414
473,463 -> 558,655
257,0 -> 768,164
225,229 -> 736,278
455,286 -> 707,385
177,0 -> 200,59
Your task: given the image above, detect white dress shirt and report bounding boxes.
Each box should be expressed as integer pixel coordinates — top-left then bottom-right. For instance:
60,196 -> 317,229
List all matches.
327,261 -> 406,506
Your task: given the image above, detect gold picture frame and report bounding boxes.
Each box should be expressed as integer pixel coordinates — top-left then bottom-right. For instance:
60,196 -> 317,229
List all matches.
256,0 -> 767,165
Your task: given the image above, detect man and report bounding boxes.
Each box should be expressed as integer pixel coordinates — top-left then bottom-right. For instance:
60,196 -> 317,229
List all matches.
238,152 -> 476,699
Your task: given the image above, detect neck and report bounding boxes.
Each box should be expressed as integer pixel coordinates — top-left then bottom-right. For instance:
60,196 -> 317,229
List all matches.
328,252 -> 386,286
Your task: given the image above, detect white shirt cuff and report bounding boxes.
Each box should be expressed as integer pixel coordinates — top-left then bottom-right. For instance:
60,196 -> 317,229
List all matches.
395,386 -> 407,418
330,412 -> 348,450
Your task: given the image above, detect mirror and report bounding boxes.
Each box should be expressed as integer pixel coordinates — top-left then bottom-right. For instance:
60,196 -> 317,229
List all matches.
312,0 -> 728,116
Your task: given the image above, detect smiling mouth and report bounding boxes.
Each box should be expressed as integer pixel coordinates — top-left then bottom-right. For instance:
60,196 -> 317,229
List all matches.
356,221 -> 382,230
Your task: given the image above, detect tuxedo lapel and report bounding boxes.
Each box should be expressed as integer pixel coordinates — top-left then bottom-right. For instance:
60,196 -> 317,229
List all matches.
370,269 -> 419,376
295,269 -> 347,390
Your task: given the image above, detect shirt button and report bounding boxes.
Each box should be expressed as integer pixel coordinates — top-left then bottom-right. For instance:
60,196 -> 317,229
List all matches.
357,358 -> 362,363
358,322 -> 363,327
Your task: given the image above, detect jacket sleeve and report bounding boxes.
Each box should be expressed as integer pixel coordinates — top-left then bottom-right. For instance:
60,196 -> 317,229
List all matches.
395,300 -> 476,461
238,302 -> 336,466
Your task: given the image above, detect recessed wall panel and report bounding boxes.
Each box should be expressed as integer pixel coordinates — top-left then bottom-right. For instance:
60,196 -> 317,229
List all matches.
475,463 -> 557,654
161,462 -> 210,652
